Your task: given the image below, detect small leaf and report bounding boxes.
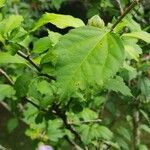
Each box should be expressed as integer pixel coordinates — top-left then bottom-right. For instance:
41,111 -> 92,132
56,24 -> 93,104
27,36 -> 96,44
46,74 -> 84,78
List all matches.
117,127 -> 131,141
0,52 -> 25,64
140,109 -> 150,124
48,119 -> 64,142
78,124 -> 113,144
31,13 -> 85,31
105,76 -> 132,96
122,37 -> 142,61
114,15 -> 141,32
0,0 -> 6,8
97,125 -> 113,140
48,30 -> 61,46
37,80 -> 53,95
124,45 -> 140,61
50,0 -> 65,10
33,37 -> 51,54
79,108 -> 98,121
0,84 -> 15,101
88,15 -> 105,28
0,15 -> 23,35
14,74 -> 32,98
139,77 -> 150,102
140,124 -> 150,134
122,31 -> 150,43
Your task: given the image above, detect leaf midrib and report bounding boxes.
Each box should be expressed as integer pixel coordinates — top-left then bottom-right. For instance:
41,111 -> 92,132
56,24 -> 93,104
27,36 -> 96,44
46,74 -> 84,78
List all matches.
61,31 -> 109,91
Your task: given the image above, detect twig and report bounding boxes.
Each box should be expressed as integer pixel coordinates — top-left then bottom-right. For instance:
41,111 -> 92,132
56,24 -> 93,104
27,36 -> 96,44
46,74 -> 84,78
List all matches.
17,50 -> 55,80
0,101 -> 11,111
52,104 -> 85,148
111,0 -> 142,31
132,106 -> 141,150
65,136 -> 83,150
115,0 -> 124,15
0,145 -> 11,150
17,50 -> 41,72
0,68 -> 14,85
68,119 -> 102,125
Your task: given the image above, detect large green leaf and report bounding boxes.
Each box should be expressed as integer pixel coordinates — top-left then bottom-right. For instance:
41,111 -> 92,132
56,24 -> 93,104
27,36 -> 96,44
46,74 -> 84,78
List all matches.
54,26 -> 125,100
0,52 -> 25,64
31,13 -> 85,31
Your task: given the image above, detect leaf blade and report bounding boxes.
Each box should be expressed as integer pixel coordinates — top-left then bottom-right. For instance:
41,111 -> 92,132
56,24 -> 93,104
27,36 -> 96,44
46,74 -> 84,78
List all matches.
31,13 -> 85,31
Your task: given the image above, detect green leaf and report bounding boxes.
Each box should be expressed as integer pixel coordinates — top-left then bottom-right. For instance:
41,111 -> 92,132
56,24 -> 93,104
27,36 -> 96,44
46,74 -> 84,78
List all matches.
0,52 -> 25,64
115,137 -> 129,150
51,0 -> 65,10
114,15 -> 141,33
0,84 -> 15,101
139,77 -> 150,102
7,118 -> 18,133
31,13 -> 85,31
139,144 -> 149,150
33,37 -> 51,54
79,108 -> 98,121
97,125 -> 113,140
47,119 -> 64,142
78,124 -> 113,144
116,127 -> 131,141
0,15 -> 23,35
105,76 -> 132,96
48,30 -> 61,46
140,109 -> 150,124
124,45 -> 140,61
140,124 -> 150,134
122,37 -> 142,61
54,26 -> 125,100
27,78 -> 54,108
122,31 -> 150,43
0,0 -> 6,8
14,74 -> 32,98
88,15 -> 105,28
37,80 -> 53,95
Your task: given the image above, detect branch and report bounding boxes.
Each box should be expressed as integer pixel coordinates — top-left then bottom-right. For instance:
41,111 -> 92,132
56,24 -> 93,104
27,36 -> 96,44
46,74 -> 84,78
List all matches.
52,104 -> 85,148
65,136 -> 83,150
114,0 -> 123,15
17,50 -> 55,80
0,68 -> 14,85
132,105 -> 141,150
0,145 -> 11,150
17,50 -> 41,72
0,68 -> 84,150
68,119 -> 102,125
111,0 -> 142,31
